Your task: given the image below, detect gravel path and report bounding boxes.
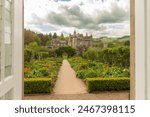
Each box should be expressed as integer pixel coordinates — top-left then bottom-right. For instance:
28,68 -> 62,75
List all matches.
53,60 -> 87,94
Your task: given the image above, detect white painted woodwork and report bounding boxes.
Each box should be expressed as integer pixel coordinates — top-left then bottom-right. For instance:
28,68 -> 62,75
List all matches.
0,0 -> 23,100
135,0 -> 150,100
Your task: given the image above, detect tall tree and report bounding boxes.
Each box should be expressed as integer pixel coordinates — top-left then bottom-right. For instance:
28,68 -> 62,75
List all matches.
60,33 -> 65,40
53,32 -> 57,39
24,29 -> 35,45
32,34 -> 41,45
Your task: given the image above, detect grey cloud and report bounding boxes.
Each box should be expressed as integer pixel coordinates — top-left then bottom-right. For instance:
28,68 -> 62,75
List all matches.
36,24 -> 59,32
28,3 -> 129,35
53,0 -> 71,2
29,13 -> 46,25
95,4 -> 129,24
45,4 -> 129,30
46,5 -> 98,30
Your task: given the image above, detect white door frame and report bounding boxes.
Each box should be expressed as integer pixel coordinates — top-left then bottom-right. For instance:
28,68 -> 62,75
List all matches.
13,0 -> 24,99
134,0 -> 150,99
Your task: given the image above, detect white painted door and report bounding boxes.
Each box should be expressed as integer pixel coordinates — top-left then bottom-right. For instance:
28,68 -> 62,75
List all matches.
0,0 -> 23,100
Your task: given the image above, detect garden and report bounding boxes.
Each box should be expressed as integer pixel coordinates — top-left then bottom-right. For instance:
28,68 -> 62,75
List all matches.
69,57 -> 130,79
68,46 -> 130,92
24,58 -> 62,94
24,29 -> 130,94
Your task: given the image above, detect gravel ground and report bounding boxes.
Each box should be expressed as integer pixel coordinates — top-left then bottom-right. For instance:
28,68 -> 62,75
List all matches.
24,91 -> 129,100
53,60 -> 87,94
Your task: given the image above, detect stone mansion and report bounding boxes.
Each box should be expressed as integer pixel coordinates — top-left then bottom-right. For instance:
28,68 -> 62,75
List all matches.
49,31 -> 92,49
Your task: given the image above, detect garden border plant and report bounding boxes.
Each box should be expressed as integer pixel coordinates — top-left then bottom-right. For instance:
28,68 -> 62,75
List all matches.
86,78 -> 130,93
24,78 -> 52,94
24,58 -> 63,94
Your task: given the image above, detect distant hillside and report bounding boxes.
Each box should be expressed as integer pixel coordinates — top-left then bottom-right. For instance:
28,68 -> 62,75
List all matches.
93,35 -> 130,43
118,35 -> 130,39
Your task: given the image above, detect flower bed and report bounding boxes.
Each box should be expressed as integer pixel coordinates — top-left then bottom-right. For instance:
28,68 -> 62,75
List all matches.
24,58 -> 62,81
68,57 -> 130,79
24,58 -> 62,94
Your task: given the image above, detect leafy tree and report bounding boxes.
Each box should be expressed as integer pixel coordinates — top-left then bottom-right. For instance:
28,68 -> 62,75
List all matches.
55,46 -> 76,57
24,29 -> 53,46
24,42 -> 51,62
24,29 -> 35,45
53,32 -> 57,39
59,33 -> 65,40
37,33 -> 46,46
25,42 -> 40,60
24,48 -> 32,62
32,34 -> 41,45
98,46 -> 130,67
107,42 -> 116,48
98,42 -> 104,48
124,40 -> 130,46
46,40 -> 52,46
82,48 -> 98,61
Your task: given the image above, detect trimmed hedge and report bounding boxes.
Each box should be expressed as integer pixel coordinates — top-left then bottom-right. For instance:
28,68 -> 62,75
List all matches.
86,78 -> 130,92
98,46 -> 130,67
24,78 -> 52,94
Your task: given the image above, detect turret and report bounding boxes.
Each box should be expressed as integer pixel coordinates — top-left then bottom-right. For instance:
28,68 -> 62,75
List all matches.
69,33 -> 71,37
90,34 -> 93,38
74,30 -> 76,35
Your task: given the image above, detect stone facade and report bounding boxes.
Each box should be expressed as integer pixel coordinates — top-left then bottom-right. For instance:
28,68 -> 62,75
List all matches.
68,31 -> 92,49
49,31 -> 92,49
49,39 -> 68,49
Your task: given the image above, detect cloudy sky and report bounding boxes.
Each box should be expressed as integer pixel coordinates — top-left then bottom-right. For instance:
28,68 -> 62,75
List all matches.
24,0 -> 130,38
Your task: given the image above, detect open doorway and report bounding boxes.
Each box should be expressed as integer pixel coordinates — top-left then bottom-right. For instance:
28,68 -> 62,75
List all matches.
23,0 -> 133,100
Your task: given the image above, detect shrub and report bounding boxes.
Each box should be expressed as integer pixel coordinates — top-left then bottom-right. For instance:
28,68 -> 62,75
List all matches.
86,78 -> 130,92
82,48 -> 98,61
24,48 -> 32,62
24,42 -> 40,61
55,46 -> 76,57
24,78 -> 52,94
104,67 -> 130,78
39,52 -> 49,59
76,70 -> 86,79
76,69 -> 101,79
98,46 -> 130,67
69,57 -> 129,79
24,58 -> 62,79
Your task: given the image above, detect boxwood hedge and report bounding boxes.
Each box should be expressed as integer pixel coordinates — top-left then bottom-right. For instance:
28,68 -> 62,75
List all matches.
24,78 -> 52,94
86,78 -> 130,92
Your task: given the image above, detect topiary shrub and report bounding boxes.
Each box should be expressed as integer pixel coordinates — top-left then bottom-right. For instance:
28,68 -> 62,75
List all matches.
86,78 -> 130,92
24,78 -> 52,94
